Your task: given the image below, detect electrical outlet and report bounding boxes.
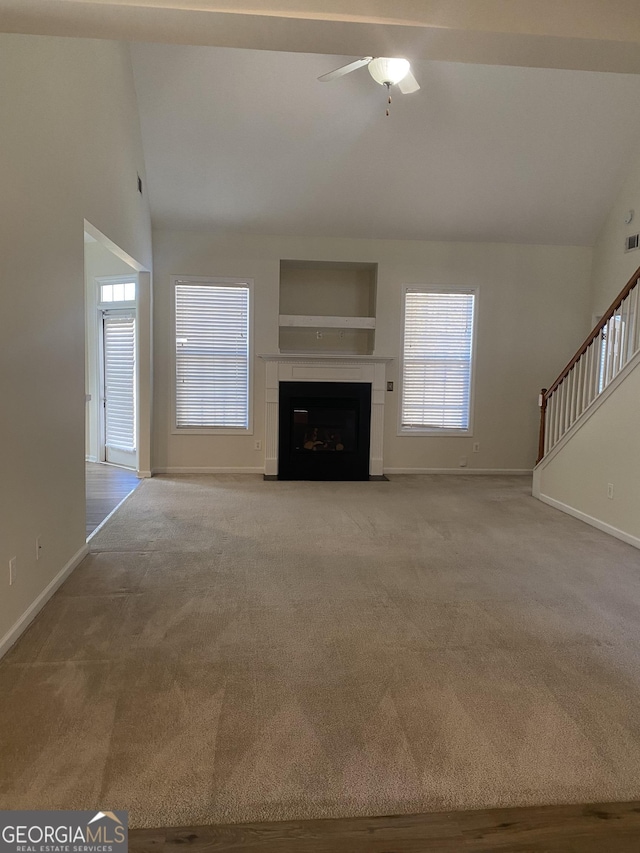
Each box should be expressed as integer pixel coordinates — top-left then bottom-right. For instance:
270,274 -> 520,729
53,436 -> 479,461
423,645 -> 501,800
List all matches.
459,456 -> 468,468
9,557 -> 16,586
607,483 -> 614,499
473,442 -> 480,453
254,440 -> 262,451
36,536 -> 42,560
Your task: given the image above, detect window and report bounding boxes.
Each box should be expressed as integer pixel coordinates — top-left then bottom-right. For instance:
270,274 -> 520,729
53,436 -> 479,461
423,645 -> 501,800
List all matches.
99,279 -> 136,303
173,277 -> 251,432
400,287 -> 476,434
598,314 -> 624,393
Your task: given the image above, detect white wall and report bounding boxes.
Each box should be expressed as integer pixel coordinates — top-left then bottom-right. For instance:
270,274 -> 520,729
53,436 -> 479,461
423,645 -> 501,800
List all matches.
152,230 -> 592,473
590,152 -> 640,316
0,34 -> 152,653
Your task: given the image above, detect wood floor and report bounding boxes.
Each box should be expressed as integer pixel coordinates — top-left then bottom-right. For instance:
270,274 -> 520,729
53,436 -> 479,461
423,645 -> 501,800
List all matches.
129,801 -> 640,852
85,461 -> 139,537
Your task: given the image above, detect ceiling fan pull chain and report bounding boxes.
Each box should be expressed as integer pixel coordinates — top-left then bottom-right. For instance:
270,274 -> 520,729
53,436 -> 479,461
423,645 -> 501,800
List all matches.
386,82 -> 391,117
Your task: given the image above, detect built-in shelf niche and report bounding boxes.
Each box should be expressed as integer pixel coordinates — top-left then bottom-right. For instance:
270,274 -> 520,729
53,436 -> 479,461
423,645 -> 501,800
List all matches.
279,260 -> 377,355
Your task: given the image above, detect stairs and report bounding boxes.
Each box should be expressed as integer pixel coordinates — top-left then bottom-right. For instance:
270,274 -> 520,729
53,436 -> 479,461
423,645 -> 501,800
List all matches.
533,265 -> 640,549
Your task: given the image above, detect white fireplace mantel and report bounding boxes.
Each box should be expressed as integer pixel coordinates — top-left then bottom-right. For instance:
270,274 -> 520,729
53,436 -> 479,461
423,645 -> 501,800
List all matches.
259,354 -> 394,477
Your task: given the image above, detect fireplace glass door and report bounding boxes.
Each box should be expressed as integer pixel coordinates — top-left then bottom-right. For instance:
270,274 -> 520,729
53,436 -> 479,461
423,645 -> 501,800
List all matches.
278,382 -> 371,480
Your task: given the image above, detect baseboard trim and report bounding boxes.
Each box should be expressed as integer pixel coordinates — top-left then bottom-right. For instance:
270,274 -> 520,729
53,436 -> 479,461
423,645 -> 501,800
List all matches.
532,467 -> 541,499
136,470 -> 152,479
152,467 -> 265,475
538,493 -> 640,551
384,468 -> 532,475
85,455 -> 98,463
153,467 -> 532,477
0,543 -> 89,660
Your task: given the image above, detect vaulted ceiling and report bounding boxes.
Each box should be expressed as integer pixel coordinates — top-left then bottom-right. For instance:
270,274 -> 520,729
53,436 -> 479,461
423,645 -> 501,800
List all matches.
5,1 -> 640,73
4,1 -> 640,244
131,43 -> 640,243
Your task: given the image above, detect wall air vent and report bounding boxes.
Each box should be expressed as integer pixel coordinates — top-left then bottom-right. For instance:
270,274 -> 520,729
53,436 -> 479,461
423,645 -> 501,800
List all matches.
624,233 -> 640,252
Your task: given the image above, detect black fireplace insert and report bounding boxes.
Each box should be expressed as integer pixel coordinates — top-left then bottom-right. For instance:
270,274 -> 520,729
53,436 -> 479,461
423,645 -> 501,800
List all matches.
278,381 -> 372,480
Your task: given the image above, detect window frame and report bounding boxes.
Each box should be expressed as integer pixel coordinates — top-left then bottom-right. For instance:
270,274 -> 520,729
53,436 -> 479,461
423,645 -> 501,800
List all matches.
170,275 -> 254,436
96,274 -> 137,308
398,284 -> 478,437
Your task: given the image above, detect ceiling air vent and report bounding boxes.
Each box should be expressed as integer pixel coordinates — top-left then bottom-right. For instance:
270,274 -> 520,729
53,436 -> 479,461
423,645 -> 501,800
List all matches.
624,233 -> 640,252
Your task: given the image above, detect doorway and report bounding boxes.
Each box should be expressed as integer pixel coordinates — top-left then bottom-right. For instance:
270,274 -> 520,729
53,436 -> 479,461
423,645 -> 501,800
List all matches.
101,308 -> 137,467
84,222 -> 152,539
98,278 -> 137,469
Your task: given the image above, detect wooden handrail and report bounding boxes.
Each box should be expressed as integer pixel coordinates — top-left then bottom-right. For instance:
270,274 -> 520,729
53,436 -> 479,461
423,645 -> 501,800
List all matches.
544,264 -> 640,400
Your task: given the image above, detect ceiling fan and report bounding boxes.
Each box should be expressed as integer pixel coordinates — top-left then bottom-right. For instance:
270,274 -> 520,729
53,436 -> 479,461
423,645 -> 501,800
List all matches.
318,56 -> 420,94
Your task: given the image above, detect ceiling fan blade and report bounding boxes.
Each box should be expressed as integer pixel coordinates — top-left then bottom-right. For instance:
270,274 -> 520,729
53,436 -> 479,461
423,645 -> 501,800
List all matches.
398,70 -> 420,94
318,57 -> 373,82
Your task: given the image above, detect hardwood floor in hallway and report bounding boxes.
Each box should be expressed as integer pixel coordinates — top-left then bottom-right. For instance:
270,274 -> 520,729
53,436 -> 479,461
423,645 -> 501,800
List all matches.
86,461 -> 140,537
129,800 -> 640,852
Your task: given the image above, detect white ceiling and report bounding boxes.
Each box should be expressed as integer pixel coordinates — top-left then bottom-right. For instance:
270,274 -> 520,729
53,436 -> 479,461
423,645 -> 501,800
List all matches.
4,0 -> 640,246
7,2 -> 640,75
131,43 -> 640,244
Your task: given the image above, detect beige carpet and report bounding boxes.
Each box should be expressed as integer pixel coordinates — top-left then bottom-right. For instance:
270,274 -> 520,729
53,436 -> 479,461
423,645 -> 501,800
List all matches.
2,474 -> 640,828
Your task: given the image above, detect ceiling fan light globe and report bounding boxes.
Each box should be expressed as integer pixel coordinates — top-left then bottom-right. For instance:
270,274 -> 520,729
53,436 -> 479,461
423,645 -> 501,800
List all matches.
368,57 -> 410,86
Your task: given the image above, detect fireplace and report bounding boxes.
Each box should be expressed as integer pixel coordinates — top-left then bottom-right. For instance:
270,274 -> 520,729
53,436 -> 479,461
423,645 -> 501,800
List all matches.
278,382 -> 372,480
260,355 -> 392,479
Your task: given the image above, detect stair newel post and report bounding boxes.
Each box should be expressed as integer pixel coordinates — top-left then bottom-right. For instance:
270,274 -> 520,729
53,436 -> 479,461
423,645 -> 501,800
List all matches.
537,388 -> 548,464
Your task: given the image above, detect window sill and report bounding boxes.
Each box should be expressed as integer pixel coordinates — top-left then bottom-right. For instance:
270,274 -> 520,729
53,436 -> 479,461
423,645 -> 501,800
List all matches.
172,427 -> 253,436
398,427 -> 472,437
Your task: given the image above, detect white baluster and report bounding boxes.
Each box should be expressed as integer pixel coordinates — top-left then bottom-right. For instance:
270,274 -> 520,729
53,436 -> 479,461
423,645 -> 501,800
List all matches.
619,296 -> 629,373
605,318 -> 615,388
552,389 -> 560,447
583,344 -> 592,409
587,339 -> 597,405
568,368 -> 576,429
561,378 -> 570,438
576,354 -> 585,418
544,395 -> 552,454
629,283 -> 640,359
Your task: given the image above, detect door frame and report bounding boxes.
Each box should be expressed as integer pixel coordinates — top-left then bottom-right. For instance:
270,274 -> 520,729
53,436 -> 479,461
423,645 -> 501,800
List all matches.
84,220 -> 152,478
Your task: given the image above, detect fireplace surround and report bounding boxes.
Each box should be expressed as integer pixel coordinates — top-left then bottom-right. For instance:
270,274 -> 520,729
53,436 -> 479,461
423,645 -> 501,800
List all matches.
260,355 -> 392,479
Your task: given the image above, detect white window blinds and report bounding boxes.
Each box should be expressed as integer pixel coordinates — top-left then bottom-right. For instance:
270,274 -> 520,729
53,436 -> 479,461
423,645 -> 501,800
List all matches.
104,313 -> 136,451
175,281 -> 250,429
401,289 -> 475,431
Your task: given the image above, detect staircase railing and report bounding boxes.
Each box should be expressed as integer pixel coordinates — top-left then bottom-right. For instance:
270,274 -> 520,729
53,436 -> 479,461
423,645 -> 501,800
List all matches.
537,264 -> 640,464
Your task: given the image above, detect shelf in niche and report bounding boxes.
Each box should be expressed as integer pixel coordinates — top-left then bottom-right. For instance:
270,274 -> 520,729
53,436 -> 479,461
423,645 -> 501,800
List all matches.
279,314 -> 376,329
279,259 -> 378,357
278,327 -> 374,356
